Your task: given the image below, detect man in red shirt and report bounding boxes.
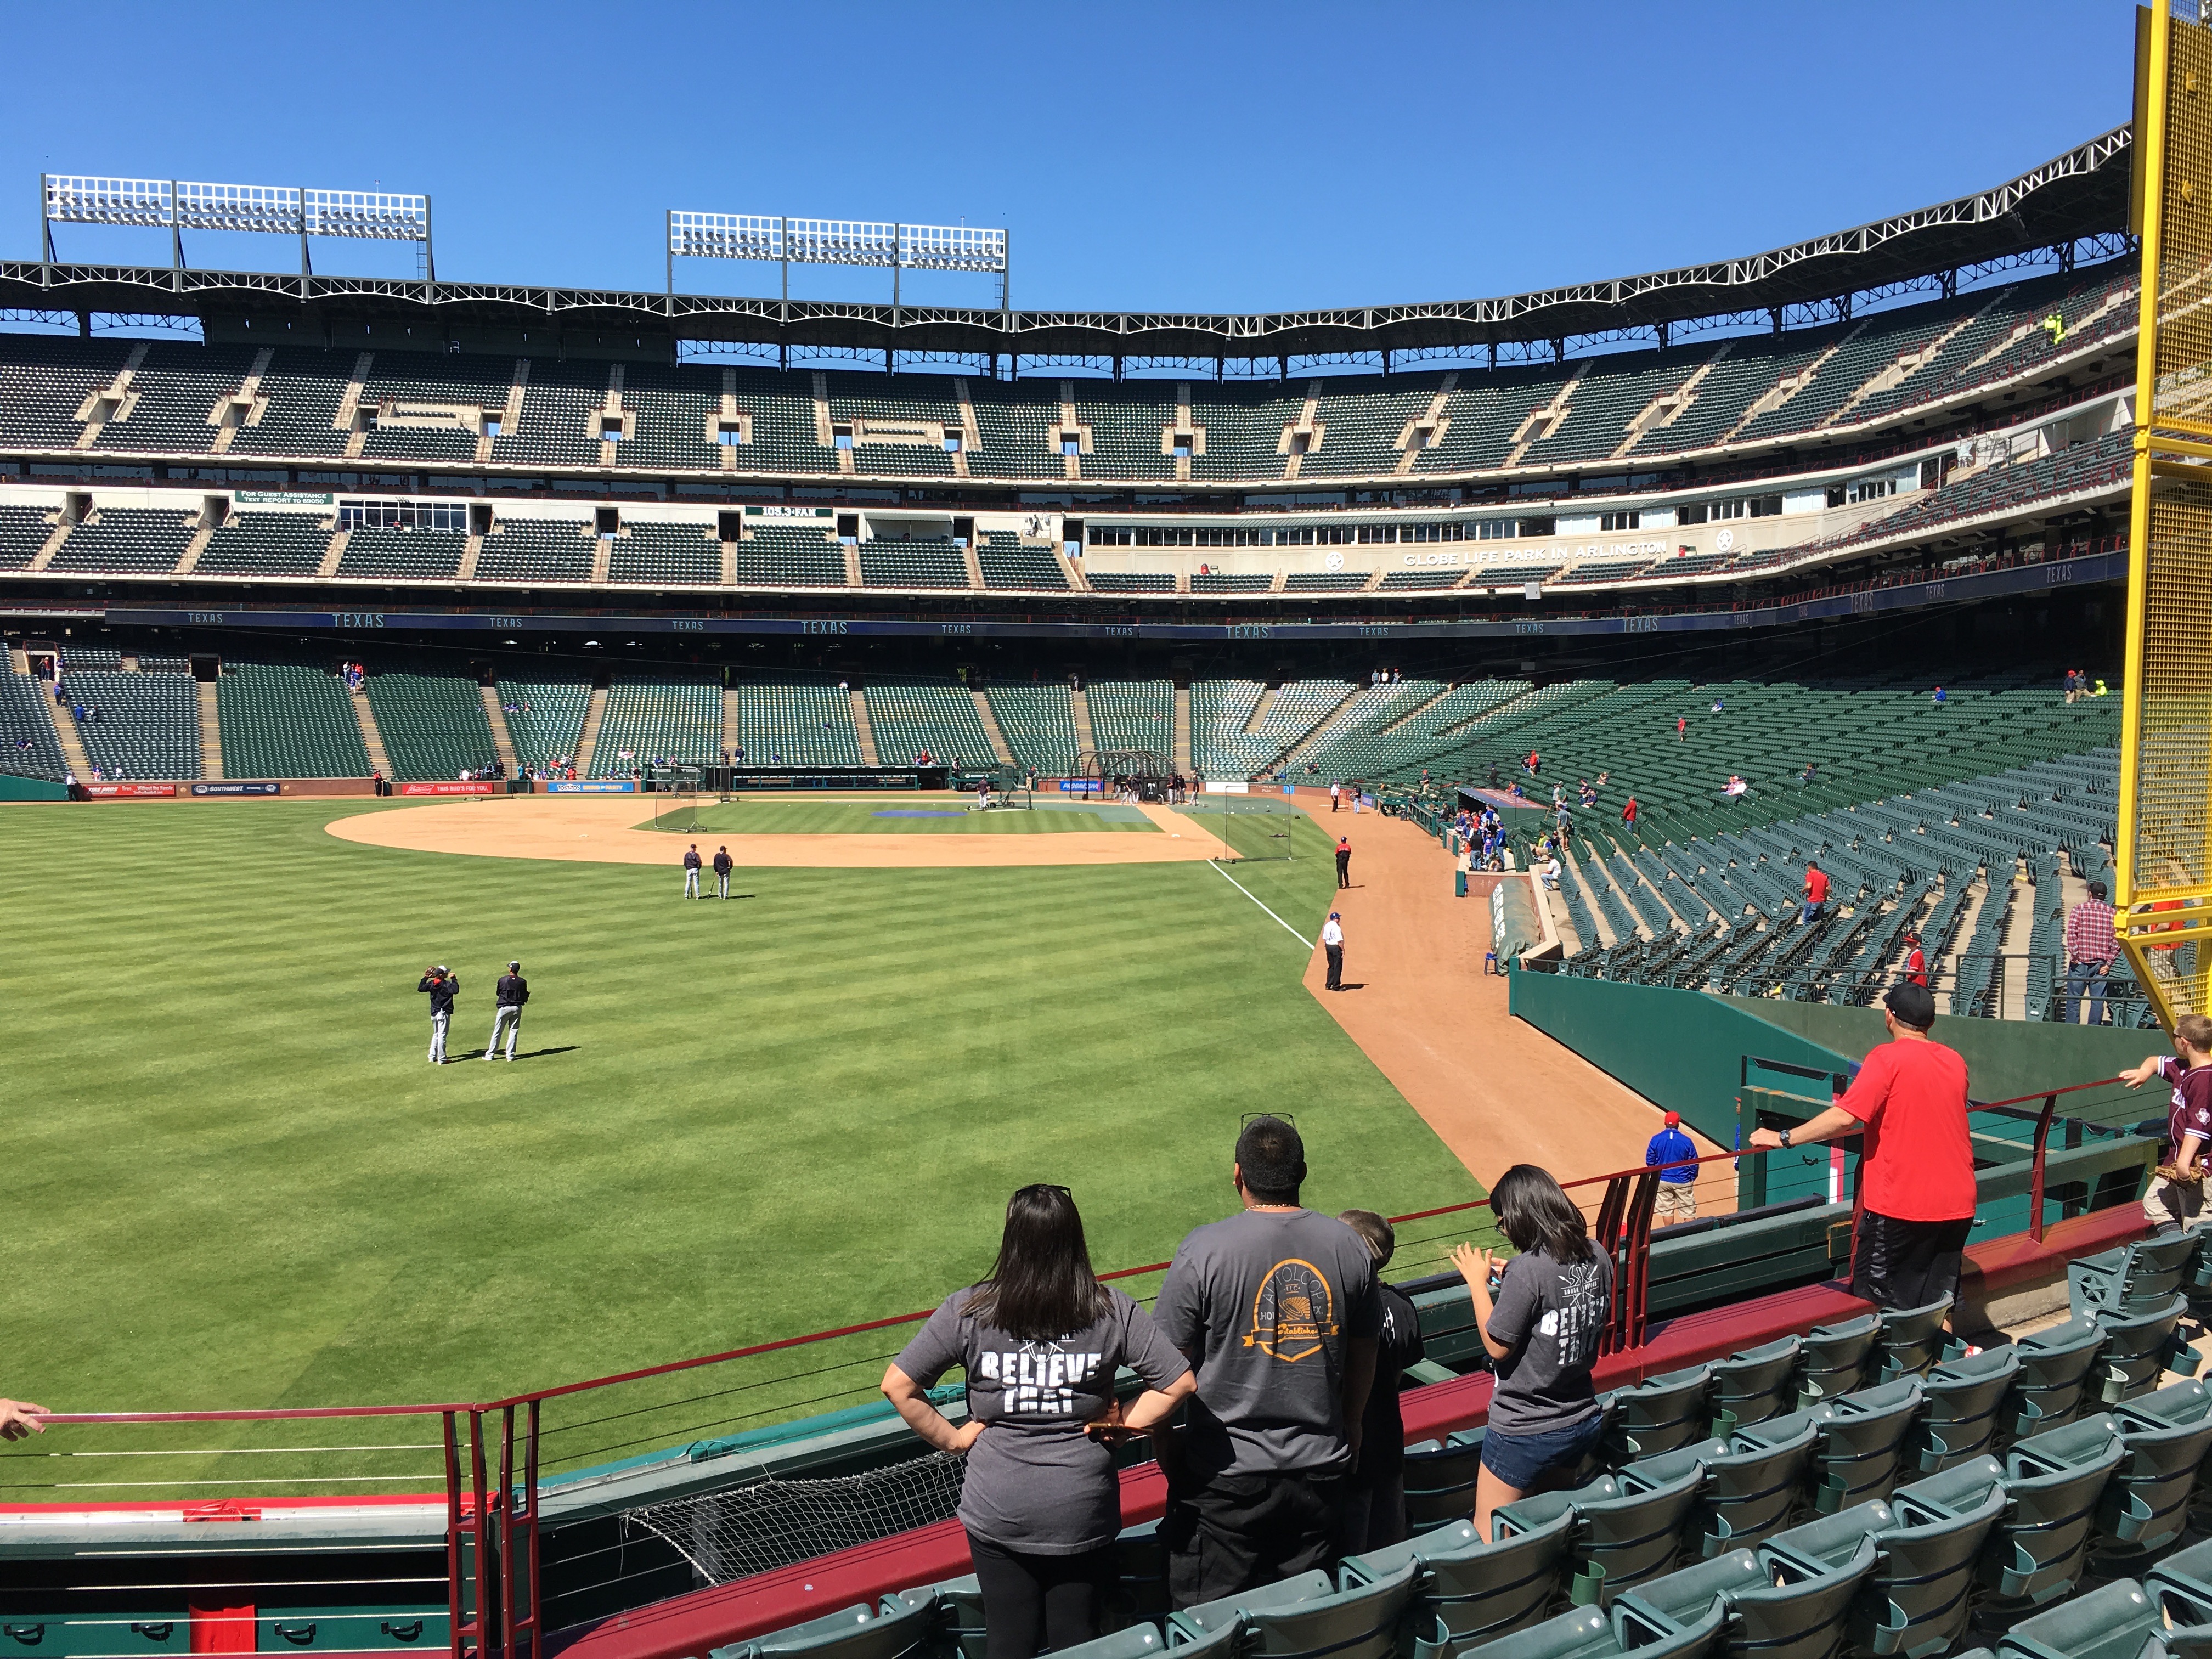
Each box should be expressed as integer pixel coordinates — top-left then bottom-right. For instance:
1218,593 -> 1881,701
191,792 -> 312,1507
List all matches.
1621,795 -> 1638,828
2122,1013 -> 2212,1233
1801,862 -> 1831,927
1903,932 -> 1927,989
1748,984 -> 1974,1309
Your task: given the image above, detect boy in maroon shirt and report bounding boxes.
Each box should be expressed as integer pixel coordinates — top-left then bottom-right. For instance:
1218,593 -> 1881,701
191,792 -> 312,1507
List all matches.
1749,983 -> 1975,1309
2123,1013 -> 2212,1233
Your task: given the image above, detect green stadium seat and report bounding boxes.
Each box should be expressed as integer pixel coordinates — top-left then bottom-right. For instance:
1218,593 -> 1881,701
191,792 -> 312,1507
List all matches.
2069,1233 -> 2205,1319
1995,1578 -> 2168,1659
2088,1294 -> 2196,1404
2010,1315 -> 2109,1439
1845,1465 -> 2008,1657
1472,1596 -> 1728,1659
1601,1365 -> 1712,1461
1905,1347 -> 2022,1475
1683,1418 -> 1820,1557
1167,1569 -> 1335,1646
1403,1434 -> 1490,1528
1799,1379 -> 1925,1511
1342,1510 -> 1575,1656
1048,1628 -> 1167,1659
715,1592 -> 935,1659
1871,1299 -> 1955,1385
1980,1413 -> 2128,1606
1500,1450 -> 1709,1604
1620,1534 -> 1877,1659
1709,1338 -> 1802,1431
2099,1381 -> 2212,1559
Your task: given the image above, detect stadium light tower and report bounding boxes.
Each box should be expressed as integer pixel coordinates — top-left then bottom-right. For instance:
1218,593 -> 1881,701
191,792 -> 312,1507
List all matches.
40,175 -> 434,286
666,211 -> 1009,319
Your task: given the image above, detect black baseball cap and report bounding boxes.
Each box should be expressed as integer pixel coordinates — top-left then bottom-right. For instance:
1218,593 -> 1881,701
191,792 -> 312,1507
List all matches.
1884,983 -> 1936,1031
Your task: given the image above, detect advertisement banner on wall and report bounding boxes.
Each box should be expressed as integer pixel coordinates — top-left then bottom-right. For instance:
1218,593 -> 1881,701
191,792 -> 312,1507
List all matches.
190,781 -> 283,797
546,780 -> 637,793
1058,779 -> 1103,794
398,781 -> 498,797
84,782 -> 177,797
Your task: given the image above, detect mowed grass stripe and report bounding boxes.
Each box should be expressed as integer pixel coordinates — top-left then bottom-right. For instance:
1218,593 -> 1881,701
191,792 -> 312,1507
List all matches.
0,802 -> 1478,1417
659,800 -> 1156,835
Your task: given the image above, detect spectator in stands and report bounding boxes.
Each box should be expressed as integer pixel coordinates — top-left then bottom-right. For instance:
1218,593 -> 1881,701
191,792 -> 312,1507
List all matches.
0,1398 -> 49,1441
1621,796 -> 1638,827
1711,698 -> 1724,714
1449,1166 -> 1613,1540
1334,1210 -> 1424,1555
1677,716 -> 1687,742
417,965 -> 458,1064
1748,984 -> 1974,1311
1801,862 -> 1830,927
1904,933 -> 1927,989
1578,780 -> 1596,809
2122,1014 -> 2212,1233
1534,851 -> 1562,892
1645,1113 -> 1699,1223
1526,750 -> 1540,776
1723,775 -> 1747,798
1802,761 -> 1818,785
1153,1117 -> 1380,1606
883,1186 -> 1194,1659
1932,686 -> 1946,706
2063,881 -> 2117,1025
2064,669 -> 2081,704
1487,763 -> 1502,789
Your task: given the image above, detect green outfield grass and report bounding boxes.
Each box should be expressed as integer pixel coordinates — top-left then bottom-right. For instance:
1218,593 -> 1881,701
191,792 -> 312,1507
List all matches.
651,799 -> 1158,834
1,799 -> 1480,1424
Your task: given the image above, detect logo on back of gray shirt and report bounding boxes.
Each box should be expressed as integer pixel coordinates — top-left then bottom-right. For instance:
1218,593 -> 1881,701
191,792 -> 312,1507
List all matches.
1243,1259 -> 1340,1363
975,1345 -> 1103,1417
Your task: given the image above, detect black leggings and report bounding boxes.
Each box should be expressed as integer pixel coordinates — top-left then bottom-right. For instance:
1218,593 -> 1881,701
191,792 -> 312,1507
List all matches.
966,1533 -> 1116,1659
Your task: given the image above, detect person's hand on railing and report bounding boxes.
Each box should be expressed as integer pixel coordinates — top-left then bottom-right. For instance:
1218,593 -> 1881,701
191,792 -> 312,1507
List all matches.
0,1399 -> 51,1441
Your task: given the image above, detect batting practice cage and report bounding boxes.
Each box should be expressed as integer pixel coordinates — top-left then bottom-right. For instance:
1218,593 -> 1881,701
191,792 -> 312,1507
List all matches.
1082,748 -> 1169,802
966,765 -> 1034,810
1193,788 -> 1300,864
650,765 -> 720,832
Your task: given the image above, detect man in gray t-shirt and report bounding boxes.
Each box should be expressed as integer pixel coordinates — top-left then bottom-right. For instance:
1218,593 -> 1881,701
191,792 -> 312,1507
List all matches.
1152,1116 -> 1380,1607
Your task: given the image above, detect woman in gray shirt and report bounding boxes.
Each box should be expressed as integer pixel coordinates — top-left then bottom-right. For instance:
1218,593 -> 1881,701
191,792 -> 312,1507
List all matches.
1451,1165 -> 1614,1539
884,1186 -> 1194,1658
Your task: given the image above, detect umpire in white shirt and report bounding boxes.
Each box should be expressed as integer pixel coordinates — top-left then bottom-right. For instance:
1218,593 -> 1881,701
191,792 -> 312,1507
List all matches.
1321,911 -> 1345,991
487,962 -> 528,1062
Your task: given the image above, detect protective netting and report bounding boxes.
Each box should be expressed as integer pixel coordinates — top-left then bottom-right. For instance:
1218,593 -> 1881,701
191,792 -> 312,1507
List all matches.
2154,13 -> 2212,427
619,1451 -> 966,1585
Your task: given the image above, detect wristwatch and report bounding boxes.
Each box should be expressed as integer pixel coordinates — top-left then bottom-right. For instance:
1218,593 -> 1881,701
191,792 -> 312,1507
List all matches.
1778,1128 -> 1793,1149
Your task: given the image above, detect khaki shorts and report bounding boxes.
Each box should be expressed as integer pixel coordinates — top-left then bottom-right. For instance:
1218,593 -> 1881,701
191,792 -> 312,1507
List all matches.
1654,1182 -> 1697,1222
2145,1171 -> 2210,1232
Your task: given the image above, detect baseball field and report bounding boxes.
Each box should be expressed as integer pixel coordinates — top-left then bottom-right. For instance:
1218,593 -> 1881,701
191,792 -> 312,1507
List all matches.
2,794 -> 1483,1418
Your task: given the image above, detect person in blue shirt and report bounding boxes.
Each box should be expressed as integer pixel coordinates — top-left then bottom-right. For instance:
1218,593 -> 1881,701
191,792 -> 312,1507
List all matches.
1645,1112 -> 1700,1223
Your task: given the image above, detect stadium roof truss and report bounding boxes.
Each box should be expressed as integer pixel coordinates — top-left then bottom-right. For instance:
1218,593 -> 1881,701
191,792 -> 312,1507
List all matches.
3,127 -> 2129,363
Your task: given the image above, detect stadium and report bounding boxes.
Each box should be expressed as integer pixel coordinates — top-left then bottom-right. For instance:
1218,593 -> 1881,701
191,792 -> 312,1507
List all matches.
7,6 -> 2212,1659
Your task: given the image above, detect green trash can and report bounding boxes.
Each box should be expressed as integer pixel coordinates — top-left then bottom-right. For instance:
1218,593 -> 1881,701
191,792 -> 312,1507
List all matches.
1455,869 -> 1468,898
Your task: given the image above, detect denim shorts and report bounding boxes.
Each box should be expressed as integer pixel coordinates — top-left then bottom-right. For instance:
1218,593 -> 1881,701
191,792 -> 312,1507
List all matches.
1480,1413 -> 1607,1491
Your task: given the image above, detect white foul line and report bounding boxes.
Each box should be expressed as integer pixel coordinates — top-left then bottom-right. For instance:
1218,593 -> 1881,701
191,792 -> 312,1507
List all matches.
1206,859 -> 1314,947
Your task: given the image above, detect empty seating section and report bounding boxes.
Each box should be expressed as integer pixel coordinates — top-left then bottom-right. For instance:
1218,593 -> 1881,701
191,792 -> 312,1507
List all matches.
607,523 -> 718,585
1283,571 -> 1370,591
215,660 -> 370,778
363,664 -> 500,780
61,668 -> 201,778
726,678 -> 861,765
1192,680 -> 1266,775
0,259 -> 2134,495
196,512 -> 332,577
337,527 -> 465,579
494,364 -> 603,467
498,679 -> 590,771
1086,680 -> 1173,760
1084,572 -> 1175,593
0,335 -> 133,448
48,508 -> 191,573
226,347 -> 352,458
859,538 -> 969,589
984,684 -> 1080,775
92,342 -> 261,453
736,525 -> 845,587
863,679 -> 996,769
589,675 -> 721,774
0,504 -> 54,570
1377,569 -> 1466,590
0,671 -> 65,777
1190,573 -> 1272,593
476,521 -> 595,584
977,532 -> 1069,590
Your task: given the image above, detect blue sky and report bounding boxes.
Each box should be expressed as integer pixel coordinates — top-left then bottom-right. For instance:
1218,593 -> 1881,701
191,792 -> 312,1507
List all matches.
2,1 -> 2142,315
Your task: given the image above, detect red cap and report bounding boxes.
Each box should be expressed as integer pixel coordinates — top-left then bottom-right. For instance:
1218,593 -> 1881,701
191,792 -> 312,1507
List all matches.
1663,1111 -> 1680,1127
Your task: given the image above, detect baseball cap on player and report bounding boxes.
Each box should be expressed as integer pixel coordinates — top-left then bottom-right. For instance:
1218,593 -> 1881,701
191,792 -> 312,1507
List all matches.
509,961 -> 521,971
1664,1112 -> 1679,1127
1329,911 -> 1341,919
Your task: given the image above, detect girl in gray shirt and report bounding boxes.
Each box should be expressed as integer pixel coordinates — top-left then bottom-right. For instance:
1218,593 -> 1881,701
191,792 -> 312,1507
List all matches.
884,1186 -> 1193,1659
1451,1164 -> 1614,1539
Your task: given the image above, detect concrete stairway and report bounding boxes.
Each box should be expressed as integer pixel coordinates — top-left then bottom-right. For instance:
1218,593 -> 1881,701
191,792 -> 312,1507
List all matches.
849,689 -> 880,765
50,701 -> 94,782
1173,687 -> 1194,773
1070,686 -> 1097,759
970,690 -> 1014,765
479,684 -> 519,775
348,686 -> 393,777
576,686 -> 609,775
721,686 -> 742,762
196,679 -> 224,779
